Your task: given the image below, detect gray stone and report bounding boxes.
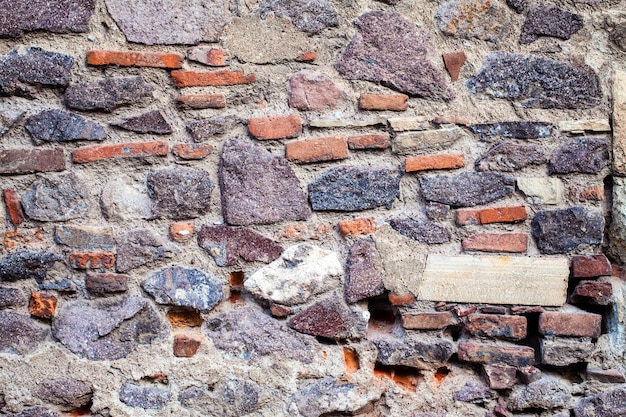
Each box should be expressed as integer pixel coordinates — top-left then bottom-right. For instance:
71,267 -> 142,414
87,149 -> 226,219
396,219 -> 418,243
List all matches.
372,335 -> 455,370
520,2 -> 583,44
308,166 -> 401,211
334,11 -> 453,100
116,229 -> 178,272
204,307 -> 315,362
289,70 -> 344,111
393,128 -> 465,154
0,0 -> 95,37
258,0 -> 338,34
470,122 -> 554,139
453,382 -> 495,403
508,378 -> 571,410
54,225 -> 115,250
39,278 -> 75,292
21,172 -> 91,222
147,166 -> 213,220
100,176 -> 152,221
111,110 -> 172,134
531,207 -> 604,254
435,0 -> 508,42
0,250 -> 62,283
25,110 -> 106,143
388,217 -> 451,244
0,108 -> 23,137
36,377 -> 92,411
419,172 -> 515,207
506,0 -> 527,12
288,296 -> 368,340
197,225 -> 283,267
180,380 -> 260,416
0,287 -> 24,308
187,116 -> 240,142
0,311 -> 47,354
52,296 -> 167,360
8,407 -> 61,417
64,76 -> 153,112
119,383 -> 171,409
573,387 -> 626,416
104,0 -> 233,45
610,178 -> 626,263
610,23 -> 626,52
466,51 -> 601,109
142,266 -> 223,313
0,47 -> 73,97
219,138 -> 310,225
345,239 -> 385,303
541,337 -> 594,366
548,137 -> 609,174
476,142 -> 547,172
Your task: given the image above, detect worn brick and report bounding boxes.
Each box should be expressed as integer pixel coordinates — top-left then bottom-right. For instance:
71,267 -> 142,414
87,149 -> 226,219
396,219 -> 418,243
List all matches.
402,312 -> 453,330
539,311 -> 602,338
187,46 -> 229,66
171,144 -> 213,160
586,368 -> 626,383
456,205 -> 527,225
482,364 -> 517,389
169,221 -> 195,242
405,154 -> 464,172
286,136 -> 348,163
86,273 -> 129,294
466,314 -> 527,340
86,50 -> 183,69
248,114 -> 301,140
171,70 -> 256,87
0,148 -> 65,175
389,293 -> 415,306
338,217 -> 376,237
443,51 -> 467,81
173,334 -> 203,357
462,233 -> 528,253
3,188 -> 25,226
69,252 -> 115,270
570,281 -> 612,305
359,93 -> 408,111
347,134 -> 390,150
72,142 -> 168,163
289,70 -> 343,111
572,254 -> 612,278
54,225 -> 114,250
457,340 -> 535,366
29,292 -> 57,319
177,94 -> 226,109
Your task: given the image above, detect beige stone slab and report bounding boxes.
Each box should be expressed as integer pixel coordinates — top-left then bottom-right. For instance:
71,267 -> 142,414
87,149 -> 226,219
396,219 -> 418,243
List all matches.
559,119 -> 611,134
392,127 -> 464,155
613,70 -> 626,175
417,254 -> 569,306
388,116 -> 430,132
308,117 -> 386,128
517,177 -> 564,205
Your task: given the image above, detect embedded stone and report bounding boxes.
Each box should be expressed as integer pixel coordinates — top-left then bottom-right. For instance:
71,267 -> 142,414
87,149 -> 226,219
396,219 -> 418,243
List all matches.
86,273 -> 129,294
0,287 -> 24,308
100,176 -> 152,221
334,11 -> 453,100
482,364 -> 517,389
392,127 -> 465,154
539,310 -> 602,338
470,121 -> 554,139
419,172 -> 515,207
289,70 -> 344,111
610,178 -> 626,263
219,138 -> 310,225
443,51 -> 467,81
372,335 -> 455,370
573,387 -> 626,416
147,167 -> 213,220
0,0 -> 94,37
572,255 -> 612,278
476,142 -> 546,172
466,52 -> 601,109
570,281 -> 612,305
36,377 -> 92,411
586,368 -> 626,383
25,110 -> 106,143
548,137 -> 609,174
506,0 -> 527,12
179,379 -> 260,415
54,225 -> 114,250
119,383 -> 171,409
458,341 -> 535,366
258,0 -> 338,34
345,239 -> 385,303
453,382 -> 495,403
517,178 -> 564,205
21,172 -> 90,222
0,311 -> 47,354
111,110 -> 172,134
0,250 -> 62,283
0,108 -> 23,137
289,296 -> 367,340
197,225 -> 283,267
508,378 -> 571,411
187,116 -> 240,142
435,0 -> 508,42
116,229 -> 178,272
388,217 -> 450,244
520,2 -> 583,44
402,312 -> 454,330
541,337 -> 594,366
64,76 -> 153,112
309,166 -> 401,211
531,207 -> 604,254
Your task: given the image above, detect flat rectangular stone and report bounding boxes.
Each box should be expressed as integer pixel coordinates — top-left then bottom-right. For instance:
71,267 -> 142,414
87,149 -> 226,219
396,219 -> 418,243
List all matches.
613,70 -> 626,175
388,116 -> 430,131
55,225 -> 115,249
418,255 -> 569,306
458,340 -> 535,366
559,119 -> 611,134
308,117 -> 386,128
0,148 -> 65,174
392,127 -> 463,155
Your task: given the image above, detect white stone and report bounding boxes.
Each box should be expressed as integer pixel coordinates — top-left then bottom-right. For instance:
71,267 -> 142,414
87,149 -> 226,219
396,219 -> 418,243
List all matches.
613,70 -> 626,175
100,176 -> 152,221
559,119 -> 611,134
517,177 -> 564,205
388,116 -> 430,132
392,127 -> 464,154
0,107 -> 23,137
610,178 -> 626,264
308,117 -> 386,128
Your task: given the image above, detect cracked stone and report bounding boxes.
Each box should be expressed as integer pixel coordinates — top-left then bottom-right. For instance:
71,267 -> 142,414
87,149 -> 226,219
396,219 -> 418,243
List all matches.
116,228 -> 179,272
25,109 -> 106,143
147,166 -> 213,220
21,172 -> 91,222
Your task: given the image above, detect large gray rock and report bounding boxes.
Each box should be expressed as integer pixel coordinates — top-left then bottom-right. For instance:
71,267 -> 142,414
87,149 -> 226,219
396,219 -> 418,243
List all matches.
0,0 -> 95,37
475,142 -> 546,172
147,166 -> 213,219
288,297 -> 368,340
520,2 -> 583,44
35,377 -> 92,411
111,110 -> 172,134
187,115 -> 240,142
258,0 -> 338,34
21,172 -> 91,222
531,207 -> 604,254
0,250 -> 62,283
388,217 -> 450,244
372,335 -> 455,370
100,176 -> 152,221
573,387 -> 626,416
25,109 -> 106,143
179,380 -> 260,416
541,337 -> 594,366
116,229 -> 179,272
548,137 -> 609,174
119,383 -> 171,409
435,0 -> 508,42
345,239 -> 385,303
334,11 -> 453,100
419,172 -> 515,207
64,76 -> 153,112
508,378 -> 571,410
0,311 -> 48,354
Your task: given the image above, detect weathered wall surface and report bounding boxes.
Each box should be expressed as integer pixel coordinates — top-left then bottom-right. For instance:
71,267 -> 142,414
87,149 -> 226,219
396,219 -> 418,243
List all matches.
1,0 -> 626,415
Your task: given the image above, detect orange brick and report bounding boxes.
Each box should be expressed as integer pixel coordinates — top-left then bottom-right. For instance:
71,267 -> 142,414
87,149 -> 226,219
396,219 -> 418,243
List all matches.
456,205 -> 527,225
173,334 -> 203,357
389,293 -> 415,306
205,48 -> 229,66
171,70 -> 256,87
86,50 -> 183,69
338,217 -> 376,237
69,252 -> 115,269
343,347 -> 360,374
405,154 -> 464,172
578,186 -> 604,202
297,51 -> 317,62
285,135 -> 348,163
248,114 -> 301,140
3,229 -> 46,249
72,142 -> 168,163
442,51 -> 467,81
166,310 -> 202,327
172,144 -> 213,160
462,233 -> 528,253
402,312 -> 453,329
177,94 -> 226,109
347,134 -> 390,150
29,292 -> 57,319
169,221 -> 195,241
359,93 -> 408,111
3,188 -> 25,226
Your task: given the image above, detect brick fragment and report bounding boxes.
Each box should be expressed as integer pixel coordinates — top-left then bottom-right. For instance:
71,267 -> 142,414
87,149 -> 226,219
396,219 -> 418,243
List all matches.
187,46 -> 230,66
462,233 -> 528,253
173,334 -> 202,357
511,306 -> 544,315
456,205 -> 527,225
71,142 -> 168,163
86,273 -> 129,294
443,51 -> 467,81
401,312 -> 453,329
286,136 -> 348,163
166,310 -> 202,327
270,303 -> 291,318
3,229 -> 46,249
86,50 -> 183,69
338,217 -> 376,237
480,306 -> 508,315
570,280 -> 612,305
454,306 -> 477,317
297,51 -> 317,62
482,364 -> 517,389
247,114 -> 301,140
457,341 -> 535,366
172,144 -> 213,160
69,252 -> 115,270
388,293 -> 415,306
169,221 -> 195,242
518,366 -> 542,384
539,311 -> 602,338
586,368 -> 626,383
359,93 -> 408,111
405,154 -> 464,172
578,186 -> 604,202
466,314 -> 527,340
0,148 -> 65,174
347,134 -> 390,150
29,292 -> 57,319
171,70 -> 256,87
3,189 -> 25,226
571,254 -> 612,278
177,94 -> 226,109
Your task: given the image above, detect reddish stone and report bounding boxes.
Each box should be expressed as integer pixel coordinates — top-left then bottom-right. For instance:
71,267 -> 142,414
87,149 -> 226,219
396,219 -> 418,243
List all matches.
169,221 -> 195,242
72,142 -> 168,163
85,273 -> 129,294
462,233 -> 528,253
29,292 -> 57,319
172,144 -> 213,160
288,70 -> 343,111
285,136 -> 348,163
454,306 -> 477,317
0,148 -> 65,174
69,252 -> 115,269
205,48 -> 229,66
177,94 -> 226,109
297,51 -> 317,62
456,205 -> 527,225
347,134 -> 390,150
586,367 -> 626,383
270,303 -> 291,318
401,312 -> 453,329
482,364 -> 517,389
466,314 -> 527,340
359,93 -> 408,111
338,217 -> 376,237
480,306 -> 508,315
518,366 -> 542,384
538,311 -> 602,338
571,254 -> 612,278
173,334 -> 202,357
248,114 -> 301,140
511,306 -> 545,315
166,310 -> 202,327
3,188 -> 25,226
86,50 -> 183,69
171,70 -> 256,87
405,154 -> 464,172
570,280 -> 612,305
578,186 -> 604,202
457,341 -> 535,366
443,51 -> 467,81
388,293 -> 415,306
345,239 -> 385,303
288,296 -> 367,340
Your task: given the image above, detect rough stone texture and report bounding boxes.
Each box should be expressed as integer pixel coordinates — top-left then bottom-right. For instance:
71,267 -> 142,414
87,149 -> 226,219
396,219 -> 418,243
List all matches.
116,229 -> 178,272
0,287 -> 24,308
548,137 -> 609,174
419,172 -> 515,207
453,382 -> 495,403
187,116 -> 240,142
25,109 -> 106,143
308,166 -> 401,211
35,377 -> 92,411
244,243 -> 343,306
64,76 -> 153,112
21,172 -> 90,222
147,167 -> 213,220
219,138 -> 310,225
289,70 -> 344,111
86,273 -> 129,294
393,127 -> 465,154
288,296 -> 367,340
0,0 -> 94,37
119,383 -> 171,409
539,310 -> 602,338
457,341 -> 535,366
345,239 -> 385,303
482,364 -> 517,390
0,311 -> 47,354
6,407 -> 61,417
475,142 -> 546,172
573,387 -> 626,416
52,296 -> 167,360
101,176 -> 152,221
520,2 -> 583,44
465,314 -> 527,340
0,250 -> 62,283
104,0 -> 233,44
388,217 -> 451,244
571,254 -> 612,278
0,108 -> 23,137
506,0 -> 527,12
570,280 -> 612,305
541,337 -> 594,366
334,12 -> 453,100
258,0 -> 338,34
111,110 -> 172,134
197,225 -> 283,267
435,0 -> 508,42
0,148 -> 65,173
372,335 -> 455,370
470,122 -> 553,139
54,225 -> 114,250
610,178 -> 626,263
613,70 -> 626,175
517,178 -> 565,205
531,207 -> 604,254
179,379 -> 260,415
466,51 -> 601,109
508,378 -> 571,411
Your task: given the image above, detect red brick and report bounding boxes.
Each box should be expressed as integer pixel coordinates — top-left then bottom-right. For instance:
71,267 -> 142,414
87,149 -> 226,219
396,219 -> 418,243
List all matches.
462,233 -> 528,253
173,334 -> 202,357
442,51 -> 467,81
172,144 -> 213,160
347,134 -> 390,150
248,114 -> 301,140
169,221 -> 195,242
3,188 -> 25,226
457,341 -> 535,366
482,364 -> 517,389
69,252 -> 115,269
405,154 -> 464,172
29,292 -> 57,319
454,306 -> 477,317
86,273 -> 129,294
171,70 -> 256,87
286,136 -> 348,163
538,311 -> 602,338
510,306 -> 544,315
86,50 -> 183,69
571,254 -> 612,278
570,281 -> 612,305
297,51 -> 317,62
388,293 -> 415,306
205,48 -> 229,66
72,142 -> 168,163
456,205 -> 527,225
578,186 -> 604,202
432,115 -> 470,126
0,148 -> 65,174
465,314 -> 527,340
338,217 -> 376,237
401,312 -> 453,329
359,93 -> 408,111
177,94 -> 226,109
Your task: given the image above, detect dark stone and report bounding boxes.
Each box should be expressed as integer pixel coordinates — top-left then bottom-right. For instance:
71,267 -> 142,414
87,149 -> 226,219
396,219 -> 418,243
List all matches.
36,377 -> 92,411
119,383 -> 171,410
197,224 -> 283,267
388,217 -> 451,244
52,296 -> 167,360
520,2 -> 584,44
508,378 -> 571,411
308,166 -> 401,211
475,142 -> 547,172
334,11 -> 453,100
258,0 -> 338,34
573,387 -> 626,416
204,307 -> 315,362
466,51 -> 601,109
111,110 -> 172,134
506,0 -> 527,13
116,229 -> 178,272
0,250 -> 62,283
219,138 -> 310,225
470,122 -> 554,139
419,172 -> 515,207
25,109 -> 107,143
21,172 -> 91,222
453,382 -> 495,403
143,266 -> 223,313
86,273 -> 129,294
187,116 -> 240,142
0,311 -> 47,354
0,287 -> 24,307
147,166 -> 213,220
570,281 -> 612,305
288,296 -> 367,340
0,0 -> 95,37
63,76 -> 153,112
39,279 -> 74,292
8,407 -> 61,417
531,207 -> 604,254
0,47 -> 73,97
345,239 -> 385,303
610,23 -> 626,52
372,335 -> 455,370
549,137 -> 609,174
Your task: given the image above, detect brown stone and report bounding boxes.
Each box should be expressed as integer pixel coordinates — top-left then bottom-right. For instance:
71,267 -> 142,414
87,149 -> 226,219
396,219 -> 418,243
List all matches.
0,148 -> 65,174
389,293 -> 415,306
248,114 -> 302,140
482,364 -> 517,389
401,312 -> 453,329
86,273 -> 129,294
443,51 -> 467,81
347,134 -> 390,150
29,292 -> 57,319
570,280 -> 612,305
571,254 -> 612,278
359,93 -> 408,111
173,334 -> 202,357
177,94 -> 226,109
538,311 -> 602,338
462,233 -> 528,253
457,341 -> 535,366
466,314 -> 527,340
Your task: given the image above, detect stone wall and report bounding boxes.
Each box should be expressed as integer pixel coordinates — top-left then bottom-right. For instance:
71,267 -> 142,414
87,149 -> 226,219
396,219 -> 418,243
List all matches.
1,0 -> 625,416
